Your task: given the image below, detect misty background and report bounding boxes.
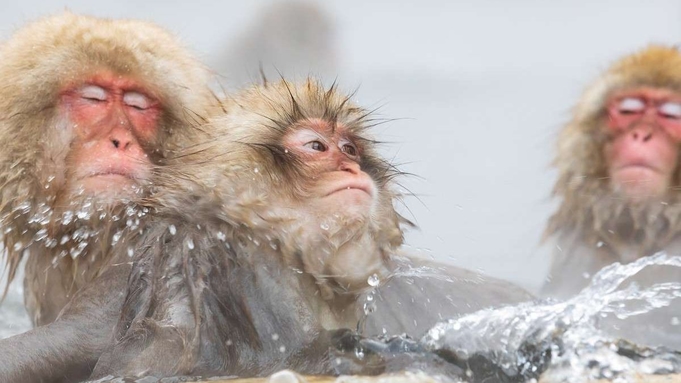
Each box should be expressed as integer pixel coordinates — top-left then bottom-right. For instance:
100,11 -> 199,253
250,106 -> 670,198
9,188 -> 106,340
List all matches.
0,0 -> 680,335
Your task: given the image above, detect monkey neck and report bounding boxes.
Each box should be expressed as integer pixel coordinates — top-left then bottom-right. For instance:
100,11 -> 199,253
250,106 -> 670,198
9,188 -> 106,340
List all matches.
20,201 -> 146,325
550,183 -> 681,260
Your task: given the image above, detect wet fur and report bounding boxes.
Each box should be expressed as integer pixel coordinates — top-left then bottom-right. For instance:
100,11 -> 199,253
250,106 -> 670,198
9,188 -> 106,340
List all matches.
0,12 -> 215,325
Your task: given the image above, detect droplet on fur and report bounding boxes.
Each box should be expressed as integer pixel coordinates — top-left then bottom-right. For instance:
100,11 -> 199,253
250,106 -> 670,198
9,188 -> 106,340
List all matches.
320,223 -> 329,231
168,225 -> 177,235
186,238 -> 195,250
367,273 -> 380,287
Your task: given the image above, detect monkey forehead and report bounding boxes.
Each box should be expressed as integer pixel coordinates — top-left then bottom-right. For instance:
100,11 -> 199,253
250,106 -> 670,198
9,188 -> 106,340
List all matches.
0,12 -> 212,116
608,87 -> 681,104
574,45 -> 681,124
293,117 -> 353,136
230,79 -> 370,131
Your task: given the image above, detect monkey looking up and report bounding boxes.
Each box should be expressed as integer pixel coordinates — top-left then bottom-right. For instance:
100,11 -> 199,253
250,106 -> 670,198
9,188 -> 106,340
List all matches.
172,79 -> 530,333
0,12 -> 215,327
541,45 -> 681,348
86,78 -> 531,379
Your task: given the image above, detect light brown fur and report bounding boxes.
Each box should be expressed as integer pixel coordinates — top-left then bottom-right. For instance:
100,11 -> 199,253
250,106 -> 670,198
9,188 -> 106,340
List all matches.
150,79 -> 406,328
0,12 -> 215,326
546,45 -> 681,259
139,79 -> 530,341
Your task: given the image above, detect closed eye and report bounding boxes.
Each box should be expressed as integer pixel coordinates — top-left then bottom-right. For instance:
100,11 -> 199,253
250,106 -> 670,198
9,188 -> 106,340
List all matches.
659,101 -> 681,119
123,92 -> 151,110
617,97 -> 645,114
80,85 -> 107,102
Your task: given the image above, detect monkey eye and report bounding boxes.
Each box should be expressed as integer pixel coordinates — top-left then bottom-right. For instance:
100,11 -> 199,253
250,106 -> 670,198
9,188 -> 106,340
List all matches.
123,92 -> 151,110
617,97 -> 646,114
340,142 -> 358,157
80,85 -> 107,102
617,97 -> 645,114
659,101 -> 681,119
304,140 -> 327,152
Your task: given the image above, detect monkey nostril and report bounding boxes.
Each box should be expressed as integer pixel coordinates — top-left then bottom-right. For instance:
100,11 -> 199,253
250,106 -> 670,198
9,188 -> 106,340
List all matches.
643,133 -> 653,142
112,139 -> 120,149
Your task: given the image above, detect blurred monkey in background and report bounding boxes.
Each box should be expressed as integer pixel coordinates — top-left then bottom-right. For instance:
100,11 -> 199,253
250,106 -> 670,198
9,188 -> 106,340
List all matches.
542,45 -> 681,348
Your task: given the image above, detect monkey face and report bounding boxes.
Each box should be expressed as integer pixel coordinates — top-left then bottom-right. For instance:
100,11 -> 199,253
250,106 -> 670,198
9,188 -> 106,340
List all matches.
602,87 -> 681,200
59,72 -> 161,202
283,118 -> 377,222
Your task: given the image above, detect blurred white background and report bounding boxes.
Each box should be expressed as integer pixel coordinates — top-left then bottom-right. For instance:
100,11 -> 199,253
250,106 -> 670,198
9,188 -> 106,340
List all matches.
0,2 -> 680,334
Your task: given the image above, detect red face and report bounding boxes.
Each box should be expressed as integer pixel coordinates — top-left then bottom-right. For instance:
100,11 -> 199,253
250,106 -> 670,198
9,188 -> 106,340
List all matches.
283,118 -> 377,219
58,71 -> 161,202
604,87 -> 681,200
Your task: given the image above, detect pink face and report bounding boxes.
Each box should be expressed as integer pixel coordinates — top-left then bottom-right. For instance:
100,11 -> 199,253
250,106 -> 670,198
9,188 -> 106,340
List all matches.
59,71 -> 161,201
604,87 -> 681,200
283,118 -> 377,218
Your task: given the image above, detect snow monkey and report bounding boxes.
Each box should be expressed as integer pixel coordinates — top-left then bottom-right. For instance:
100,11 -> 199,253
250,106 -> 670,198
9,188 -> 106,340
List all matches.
0,12 -> 214,382
88,79 -> 532,379
0,12 -> 214,326
541,45 -> 681,348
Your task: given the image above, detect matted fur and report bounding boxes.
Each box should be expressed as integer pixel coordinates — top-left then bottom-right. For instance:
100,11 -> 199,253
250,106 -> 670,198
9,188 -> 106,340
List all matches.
0,12 -> 215,317
547,45 -> 681,255
153,78 -> 407,299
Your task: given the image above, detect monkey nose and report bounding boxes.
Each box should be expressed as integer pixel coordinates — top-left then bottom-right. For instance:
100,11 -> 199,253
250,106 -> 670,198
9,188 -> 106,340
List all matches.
630,127 -> 654,142
339,161 -> 361,174
109,134 -> 133,150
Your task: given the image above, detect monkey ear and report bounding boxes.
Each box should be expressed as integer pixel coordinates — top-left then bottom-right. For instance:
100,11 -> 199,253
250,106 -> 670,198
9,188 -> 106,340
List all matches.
258,62 -> 268,88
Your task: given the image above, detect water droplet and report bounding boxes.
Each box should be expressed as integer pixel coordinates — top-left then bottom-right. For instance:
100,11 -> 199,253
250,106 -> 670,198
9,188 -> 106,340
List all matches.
127,247 -> 134,257
186,238 -> 195,250
62,211 -> 74,225
254,167 -> 259,173
112,231 -> 122,245
279,346 -> 286,353
217,231 -> 226,241
671,317 -> 680,326
271,333 -> 279,341
168,225 -> 177,235
320,223 -> 330,231
367,273 -> 380,287
596,241 -> 604,248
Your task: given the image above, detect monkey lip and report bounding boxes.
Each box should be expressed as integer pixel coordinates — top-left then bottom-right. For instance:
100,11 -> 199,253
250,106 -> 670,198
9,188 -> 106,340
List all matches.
85,171 -> 135,180
325,182 -> 374,197
615,163 -> 660,174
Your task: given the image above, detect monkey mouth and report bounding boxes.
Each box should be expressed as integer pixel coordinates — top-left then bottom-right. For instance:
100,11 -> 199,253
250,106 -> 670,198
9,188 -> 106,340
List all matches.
325,182 -> 374,197
616,163 -> 660,174
85,171 -> 135,180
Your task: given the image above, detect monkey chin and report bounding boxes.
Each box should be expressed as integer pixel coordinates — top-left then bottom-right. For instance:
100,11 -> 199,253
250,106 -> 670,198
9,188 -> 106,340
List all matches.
323,189 -> 375,219
69,175 -> 145,204
612,167 -> 670,202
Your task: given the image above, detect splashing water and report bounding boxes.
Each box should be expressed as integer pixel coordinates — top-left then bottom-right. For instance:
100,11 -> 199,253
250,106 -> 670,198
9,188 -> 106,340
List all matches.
5,253 -> 681,382
418,252 -> 681,382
